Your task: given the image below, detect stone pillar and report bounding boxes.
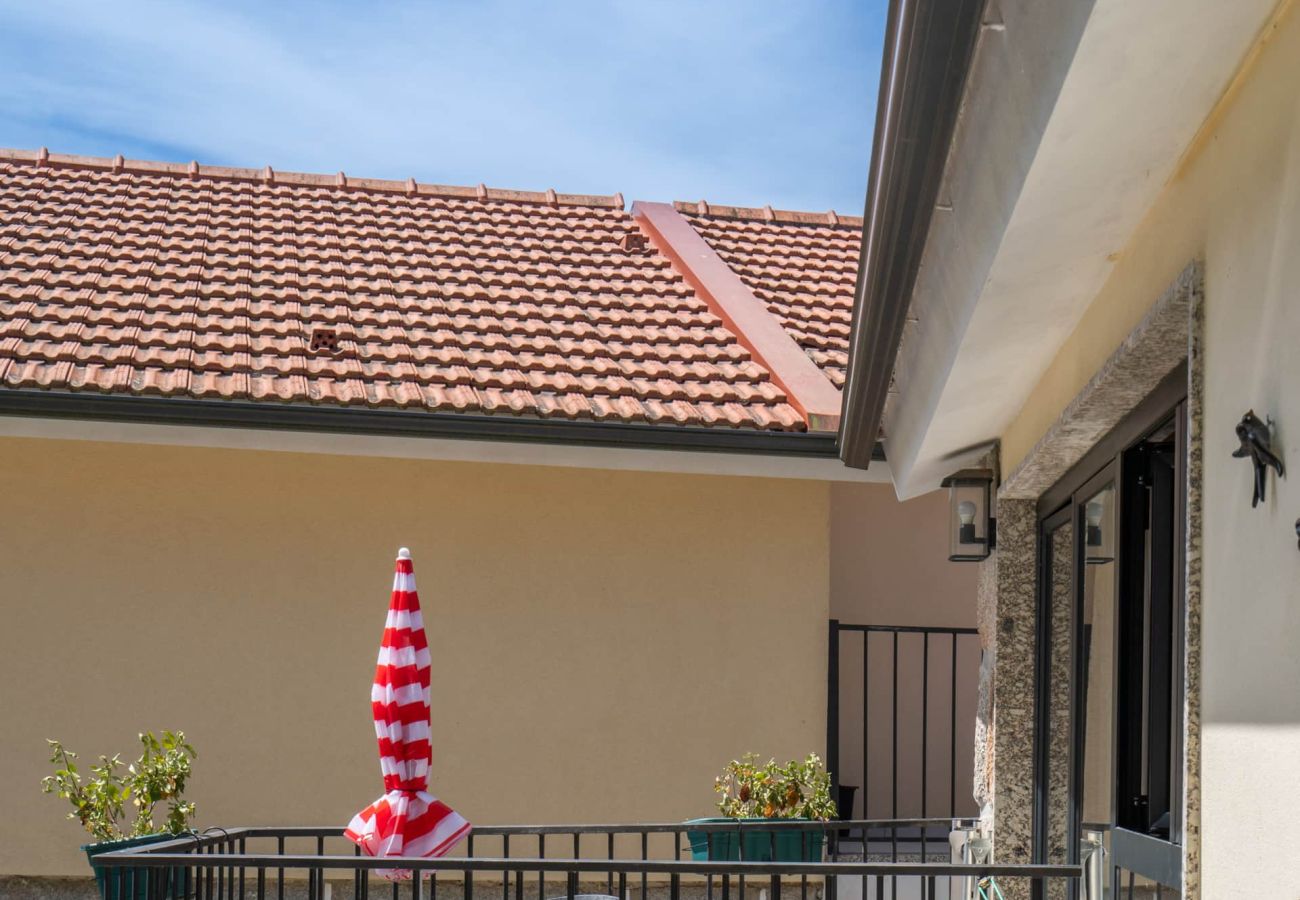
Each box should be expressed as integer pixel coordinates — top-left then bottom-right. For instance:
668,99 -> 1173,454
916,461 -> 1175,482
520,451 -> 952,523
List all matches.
1180,269 -> 1205,899
973,497 -> 1039,871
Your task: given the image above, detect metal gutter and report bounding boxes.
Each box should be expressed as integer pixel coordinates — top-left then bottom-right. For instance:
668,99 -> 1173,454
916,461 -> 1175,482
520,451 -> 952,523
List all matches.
0,389 -> 875,458
838,0 -> 987,469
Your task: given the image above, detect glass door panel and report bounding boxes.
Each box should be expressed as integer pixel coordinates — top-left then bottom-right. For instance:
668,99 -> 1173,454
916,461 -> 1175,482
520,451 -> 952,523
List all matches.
1080,482 -> 1118,830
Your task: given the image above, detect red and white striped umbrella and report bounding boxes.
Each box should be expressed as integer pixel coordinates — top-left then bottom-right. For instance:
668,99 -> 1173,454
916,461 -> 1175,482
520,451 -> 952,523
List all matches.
345,548 -> 470,873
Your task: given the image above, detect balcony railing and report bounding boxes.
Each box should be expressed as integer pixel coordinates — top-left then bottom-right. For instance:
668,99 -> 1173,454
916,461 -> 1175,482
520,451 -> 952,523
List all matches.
95,821 -> 1081,900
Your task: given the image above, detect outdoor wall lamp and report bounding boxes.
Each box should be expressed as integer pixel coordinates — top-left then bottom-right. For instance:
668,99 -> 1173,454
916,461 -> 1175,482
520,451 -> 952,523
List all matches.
941,469 -> 995,561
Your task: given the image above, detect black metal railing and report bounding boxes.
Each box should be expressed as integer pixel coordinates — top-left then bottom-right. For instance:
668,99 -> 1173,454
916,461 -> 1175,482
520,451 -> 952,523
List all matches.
827,621 -> 982,827
96,821 -> 1081,900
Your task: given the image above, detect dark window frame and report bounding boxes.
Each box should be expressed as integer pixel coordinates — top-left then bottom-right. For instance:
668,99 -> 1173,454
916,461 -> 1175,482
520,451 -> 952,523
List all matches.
1114,416 -> 1185,839
1032,365 -> 1188,886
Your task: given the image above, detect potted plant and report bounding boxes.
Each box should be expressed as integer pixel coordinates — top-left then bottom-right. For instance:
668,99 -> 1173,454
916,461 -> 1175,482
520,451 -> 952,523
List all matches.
42,730 -> 198,900
687,753 -> 836,862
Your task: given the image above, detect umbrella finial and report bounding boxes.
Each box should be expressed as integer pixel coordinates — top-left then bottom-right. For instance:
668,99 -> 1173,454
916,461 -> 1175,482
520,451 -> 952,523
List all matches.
397,547 -> 411,559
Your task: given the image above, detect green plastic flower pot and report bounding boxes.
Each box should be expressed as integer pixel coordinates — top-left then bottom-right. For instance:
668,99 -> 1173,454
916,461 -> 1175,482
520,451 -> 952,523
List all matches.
684,819 -> 825,862
83,833 -> 191,900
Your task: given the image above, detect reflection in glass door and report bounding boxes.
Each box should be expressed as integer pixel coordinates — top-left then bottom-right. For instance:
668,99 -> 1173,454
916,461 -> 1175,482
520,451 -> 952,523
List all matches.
1080,481 -> 1117,831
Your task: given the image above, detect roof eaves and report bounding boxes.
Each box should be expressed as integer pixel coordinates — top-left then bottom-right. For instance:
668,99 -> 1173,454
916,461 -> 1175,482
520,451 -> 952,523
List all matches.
632,201 -> 844,433
0,390 -> 843,457
838,0 -> 988,469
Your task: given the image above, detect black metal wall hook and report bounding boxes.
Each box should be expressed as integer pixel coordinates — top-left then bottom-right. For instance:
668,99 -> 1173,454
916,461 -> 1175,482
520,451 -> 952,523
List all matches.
1232,410 -> 1284,508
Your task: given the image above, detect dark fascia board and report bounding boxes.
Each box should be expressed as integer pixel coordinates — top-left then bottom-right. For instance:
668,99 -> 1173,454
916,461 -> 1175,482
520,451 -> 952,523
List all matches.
0,389 -> 886,460
838,0 -> 987,469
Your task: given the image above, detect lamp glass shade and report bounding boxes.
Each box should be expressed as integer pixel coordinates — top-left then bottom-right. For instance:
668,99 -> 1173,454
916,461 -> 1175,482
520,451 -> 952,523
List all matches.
1084,485 -> 1116,564
944,474 -> 992,561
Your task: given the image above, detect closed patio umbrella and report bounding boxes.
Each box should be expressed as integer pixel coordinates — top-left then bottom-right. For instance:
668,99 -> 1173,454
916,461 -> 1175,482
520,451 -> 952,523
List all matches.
345,548 -> 470,874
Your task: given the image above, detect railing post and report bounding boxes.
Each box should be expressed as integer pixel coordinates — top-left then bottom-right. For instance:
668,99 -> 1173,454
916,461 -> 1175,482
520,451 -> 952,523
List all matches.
827,619 -> 840,806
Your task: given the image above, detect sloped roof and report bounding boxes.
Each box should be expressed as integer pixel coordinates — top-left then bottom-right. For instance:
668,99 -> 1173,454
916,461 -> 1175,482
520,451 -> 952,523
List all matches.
678,202 -> 860,388
0,149 -> 860,440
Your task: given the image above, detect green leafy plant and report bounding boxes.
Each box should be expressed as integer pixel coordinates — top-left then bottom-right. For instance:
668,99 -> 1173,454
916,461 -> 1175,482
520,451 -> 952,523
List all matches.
41,731 -> 197,842
713,752 -> 836,820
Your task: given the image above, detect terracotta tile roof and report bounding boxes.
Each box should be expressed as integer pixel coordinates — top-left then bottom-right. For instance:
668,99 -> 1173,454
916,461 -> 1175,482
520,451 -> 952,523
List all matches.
0,149 -> 817,432
676,201 -> 862,388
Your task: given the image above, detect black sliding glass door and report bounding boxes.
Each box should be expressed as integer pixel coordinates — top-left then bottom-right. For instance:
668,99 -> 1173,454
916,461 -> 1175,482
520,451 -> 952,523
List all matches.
1034,379 -> 1187,898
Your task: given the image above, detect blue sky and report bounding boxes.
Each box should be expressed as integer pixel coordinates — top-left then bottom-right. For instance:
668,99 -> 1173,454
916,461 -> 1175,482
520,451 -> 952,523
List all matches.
0,1 -> 884,213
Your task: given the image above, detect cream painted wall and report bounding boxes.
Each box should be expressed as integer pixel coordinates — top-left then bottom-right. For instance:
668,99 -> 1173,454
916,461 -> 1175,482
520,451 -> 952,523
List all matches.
0,436 -> 830,877
829,485 -> 979,820
830,485 -> 976,628
998,2 -> 1300,892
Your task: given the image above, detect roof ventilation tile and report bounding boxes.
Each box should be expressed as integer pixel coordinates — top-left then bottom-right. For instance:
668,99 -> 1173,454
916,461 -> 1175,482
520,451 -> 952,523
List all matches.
308,326 -> 343,355
618,232 -> 647,253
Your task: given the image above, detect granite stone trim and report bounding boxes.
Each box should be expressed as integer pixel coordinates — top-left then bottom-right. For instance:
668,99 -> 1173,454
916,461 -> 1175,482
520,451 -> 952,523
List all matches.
973,553 -> 997,818
980,259 -> 1205,899
1181,269 -> 1205,900
1044,525 -> 1074,900
973,448 -> 1002,822
1000,262 -> 1205,500
985,497 -> 1038,876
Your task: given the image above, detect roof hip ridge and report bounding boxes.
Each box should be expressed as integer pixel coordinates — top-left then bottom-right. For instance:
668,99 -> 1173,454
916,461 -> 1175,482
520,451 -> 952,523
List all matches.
0,146 -> 624,209
632,201 -> 844,433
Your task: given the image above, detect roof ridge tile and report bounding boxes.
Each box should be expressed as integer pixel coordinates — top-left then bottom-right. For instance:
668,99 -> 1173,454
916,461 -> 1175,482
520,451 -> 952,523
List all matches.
0,147 -> 623,209
673,199 -> 864,228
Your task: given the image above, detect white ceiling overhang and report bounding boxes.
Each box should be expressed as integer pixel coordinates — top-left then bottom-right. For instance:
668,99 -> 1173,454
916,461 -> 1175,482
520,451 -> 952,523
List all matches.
881,0 -> 1280,499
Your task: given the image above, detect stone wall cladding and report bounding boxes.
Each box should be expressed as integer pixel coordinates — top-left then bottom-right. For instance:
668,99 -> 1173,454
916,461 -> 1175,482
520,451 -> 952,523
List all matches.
1044,525 -> 1074,900
1181,269 -> 1205,899
976,260 -> 1204,899
986,497 -> 1038,881
973,550 -> 997,817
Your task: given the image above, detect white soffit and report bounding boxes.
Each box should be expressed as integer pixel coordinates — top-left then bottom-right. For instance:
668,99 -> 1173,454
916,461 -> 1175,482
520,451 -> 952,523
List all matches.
883,0 -> 1279,498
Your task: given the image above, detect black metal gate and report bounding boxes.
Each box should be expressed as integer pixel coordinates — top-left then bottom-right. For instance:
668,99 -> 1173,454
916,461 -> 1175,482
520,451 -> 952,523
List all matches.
827,620 -> 982,823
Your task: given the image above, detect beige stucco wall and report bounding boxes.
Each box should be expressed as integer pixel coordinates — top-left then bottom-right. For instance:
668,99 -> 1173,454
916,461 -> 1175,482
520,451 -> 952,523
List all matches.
829,484 -> 979,819
0,436 -> 830,877
830,485 -> 976,628
998,2 -> 1300,893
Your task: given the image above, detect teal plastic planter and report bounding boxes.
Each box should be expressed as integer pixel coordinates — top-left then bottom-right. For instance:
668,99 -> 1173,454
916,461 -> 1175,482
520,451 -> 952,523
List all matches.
83,833 -> 191,900
684,819 -> 825,862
